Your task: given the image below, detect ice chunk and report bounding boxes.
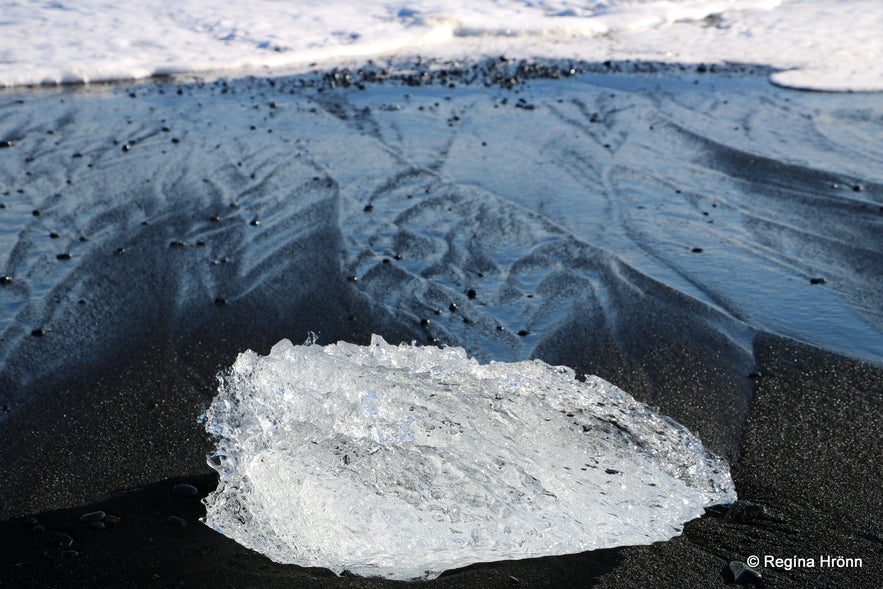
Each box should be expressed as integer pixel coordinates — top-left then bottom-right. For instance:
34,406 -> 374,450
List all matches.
202,335 -> 735,580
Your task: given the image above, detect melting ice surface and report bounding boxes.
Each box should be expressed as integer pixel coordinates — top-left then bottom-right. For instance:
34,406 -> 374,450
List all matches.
203,335 -> 735,580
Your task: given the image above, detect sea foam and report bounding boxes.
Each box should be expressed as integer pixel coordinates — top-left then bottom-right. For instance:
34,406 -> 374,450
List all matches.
203,335 -> 735,579
1,0 -> 880,91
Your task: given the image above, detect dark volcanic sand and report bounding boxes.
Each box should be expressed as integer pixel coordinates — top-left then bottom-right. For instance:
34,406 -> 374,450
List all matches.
1,332 -> 880,588
0,62 -> 881,587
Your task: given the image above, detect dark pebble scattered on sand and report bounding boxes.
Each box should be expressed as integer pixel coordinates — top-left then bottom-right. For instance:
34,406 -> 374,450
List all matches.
250,217 -> 260,226
72,152 -> 83,158
209,215 -> 220,222
121,144 -> 131,152
0,140 -> 14,148
48,532 -> 73,547
691,247 -> 704,253
116,247 -> 125,254
49,232 -> 60,239
169,240 -> 186,248
79,511 -> 105,524
449,303 -> 457,312
32,209 -> 41,216
728,561 -> 762,584
810,277 -> 826,285
0,275 -> 11,285
605,468 -> 620,475
214,297 -> 227,306
517,329 -> 530,336
852,184 -> 864,192
420,318 -> 430,327
363,204 -> 373,212
467,288 -> 477,299
172,483 -> 199,497
347,275 -> 358,282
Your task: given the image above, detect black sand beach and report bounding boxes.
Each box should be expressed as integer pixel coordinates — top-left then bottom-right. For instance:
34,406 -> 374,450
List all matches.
0,61 -> 881,587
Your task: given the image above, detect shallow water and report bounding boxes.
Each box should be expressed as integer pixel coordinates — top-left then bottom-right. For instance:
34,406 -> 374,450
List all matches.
0,63 -> 881,417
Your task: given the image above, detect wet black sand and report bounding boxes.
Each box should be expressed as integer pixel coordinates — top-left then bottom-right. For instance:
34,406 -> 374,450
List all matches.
1,62 -> 881,587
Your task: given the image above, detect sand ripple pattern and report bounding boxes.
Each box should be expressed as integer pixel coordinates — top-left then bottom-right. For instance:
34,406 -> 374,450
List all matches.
1,69 -> 881,444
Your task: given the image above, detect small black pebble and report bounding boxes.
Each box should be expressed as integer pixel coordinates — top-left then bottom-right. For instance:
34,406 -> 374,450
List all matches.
49,532 -> 73,547
420,318 -> 430,327
49,232 -> 60,239
382,258 -> 390,264
79,235 -> 90,242
169,241 -> 186,248
171,137 -> 180,144
852,184 -> 863,192
72,152 -> 83,158
172,483 -> 199,497
209,215 -> 220,222
79,511 -> 105,524
449,303 -> 457,312
250,217 -> 260,226
363,204 -> 374,212
0,275 -> 11,285
691,247 -> 703,253
56,252 -> 72,261
496,325 -> 505,331
605,469 -> 620,475
214,297 -> 227,306
346,275 -> 358,282
230,201 -> 239,208
728,561 -> 762,584
466,289 -> 477,299
810,277 -> 826,285
31,328 -> 46,337
0,140 -> 13,148
121,144 -> 131,152
517,329 -> 530,336
32,209 -> 41,217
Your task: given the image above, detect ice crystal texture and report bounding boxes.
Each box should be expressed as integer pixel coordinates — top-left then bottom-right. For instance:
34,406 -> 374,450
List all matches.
203,335 -> 735,579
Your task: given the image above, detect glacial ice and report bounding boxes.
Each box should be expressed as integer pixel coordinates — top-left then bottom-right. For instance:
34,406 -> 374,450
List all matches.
202,335 -> 735,580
